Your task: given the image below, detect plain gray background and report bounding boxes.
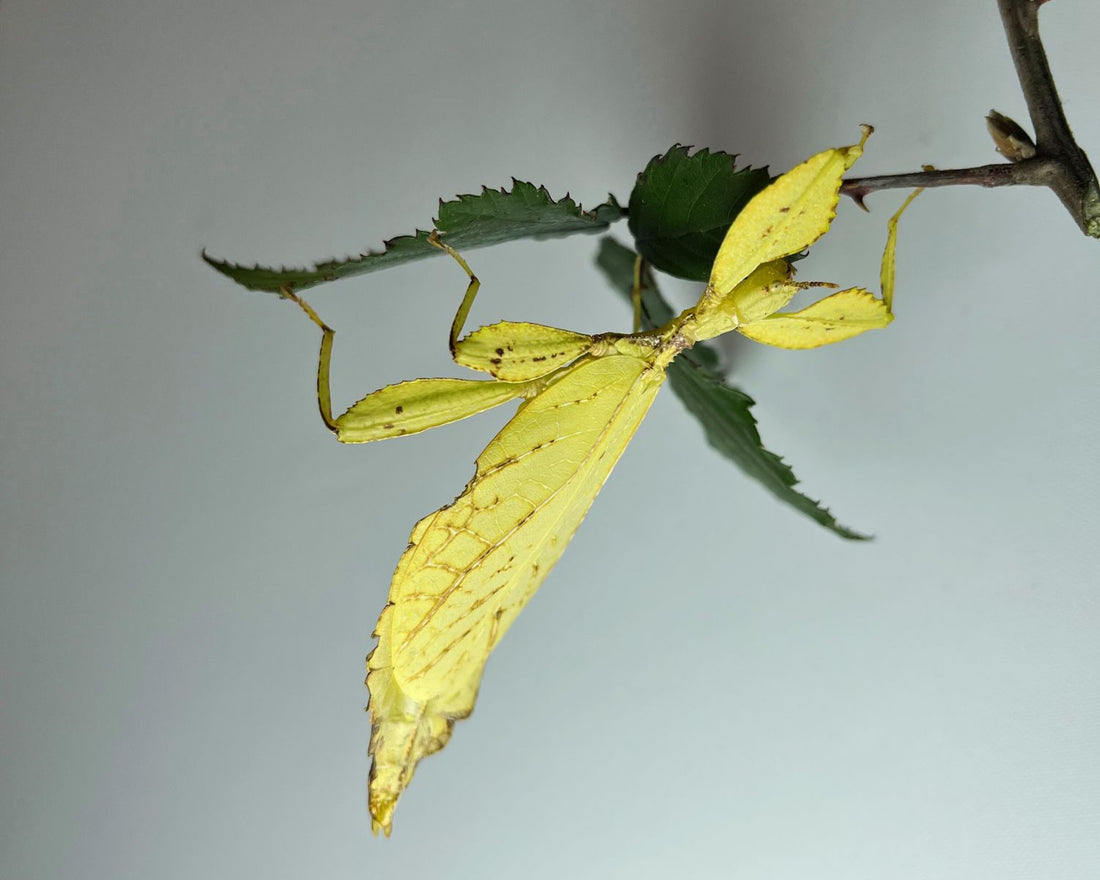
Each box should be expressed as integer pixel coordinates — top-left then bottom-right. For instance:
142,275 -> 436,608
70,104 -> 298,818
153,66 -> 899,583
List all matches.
3,1 -> 1098,877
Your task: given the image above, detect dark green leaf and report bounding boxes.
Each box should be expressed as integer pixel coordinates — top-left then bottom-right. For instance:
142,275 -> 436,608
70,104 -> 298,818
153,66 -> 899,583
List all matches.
594,237 -> 867,540
204,181 -> 624,294
627,145 -> 771,282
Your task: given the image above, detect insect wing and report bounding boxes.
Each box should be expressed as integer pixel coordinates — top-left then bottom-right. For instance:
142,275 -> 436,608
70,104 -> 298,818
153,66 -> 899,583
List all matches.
366,354 -> 665,833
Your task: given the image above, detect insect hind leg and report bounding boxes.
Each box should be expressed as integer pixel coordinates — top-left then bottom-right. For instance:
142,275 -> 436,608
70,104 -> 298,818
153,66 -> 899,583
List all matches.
283,287 -> 338,434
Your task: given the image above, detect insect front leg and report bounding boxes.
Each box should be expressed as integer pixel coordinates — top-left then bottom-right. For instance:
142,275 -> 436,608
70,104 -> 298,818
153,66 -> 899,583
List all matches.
880,185 -> 924,314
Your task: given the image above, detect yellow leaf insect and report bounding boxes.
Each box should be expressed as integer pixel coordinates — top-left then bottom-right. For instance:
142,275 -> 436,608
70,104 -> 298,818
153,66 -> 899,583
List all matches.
286,127 -> 920,834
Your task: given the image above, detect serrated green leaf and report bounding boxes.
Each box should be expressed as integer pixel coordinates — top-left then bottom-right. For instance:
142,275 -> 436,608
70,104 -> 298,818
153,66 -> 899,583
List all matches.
204,181 -> 624,294
203,232 -> 437,294
627,145 -> 771,282
594,237 -> 867,540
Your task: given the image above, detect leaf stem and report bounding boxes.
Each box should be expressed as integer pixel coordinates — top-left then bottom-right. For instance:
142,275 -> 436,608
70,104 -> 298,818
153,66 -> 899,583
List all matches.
841,0 -> 1100,238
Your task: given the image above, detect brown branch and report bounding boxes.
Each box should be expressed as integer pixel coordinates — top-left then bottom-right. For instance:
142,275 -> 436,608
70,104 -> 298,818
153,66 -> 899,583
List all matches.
843,158 -> 1061,209
841,0 -> 1100,238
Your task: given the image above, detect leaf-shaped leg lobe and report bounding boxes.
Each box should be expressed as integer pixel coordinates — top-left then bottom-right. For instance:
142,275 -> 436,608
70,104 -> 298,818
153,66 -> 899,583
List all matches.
705,128 -> 870,299
454,321 -> 595,381
733,185 -> 922,349
336,377 -> 533,443
736,287 -> 892,349
366,354 -> 665,833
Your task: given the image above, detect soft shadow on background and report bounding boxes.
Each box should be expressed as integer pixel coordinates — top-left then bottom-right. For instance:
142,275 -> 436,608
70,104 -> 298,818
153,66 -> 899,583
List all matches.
3,1 -> 1098,878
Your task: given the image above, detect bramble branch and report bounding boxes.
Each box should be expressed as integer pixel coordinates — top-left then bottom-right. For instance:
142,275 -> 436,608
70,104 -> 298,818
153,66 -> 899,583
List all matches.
841,0 -> 1100,238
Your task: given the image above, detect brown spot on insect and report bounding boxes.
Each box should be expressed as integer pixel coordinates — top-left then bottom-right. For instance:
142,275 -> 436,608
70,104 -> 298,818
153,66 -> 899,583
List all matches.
495,348 -> 504,356
779,206 -> 790,213
532,355 -> 547,362
489,357 -> 502,366
383,423 -> 394,429
395,405 -> 404,414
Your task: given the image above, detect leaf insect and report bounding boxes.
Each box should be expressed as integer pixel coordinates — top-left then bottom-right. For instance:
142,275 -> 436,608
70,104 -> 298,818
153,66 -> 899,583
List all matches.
283,127 -> 919,834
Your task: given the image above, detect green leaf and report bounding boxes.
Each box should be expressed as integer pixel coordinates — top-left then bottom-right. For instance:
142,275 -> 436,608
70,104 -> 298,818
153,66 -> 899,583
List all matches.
204,181 -> 625,294
627,145 -> 771,282
594,237 -> 867,540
